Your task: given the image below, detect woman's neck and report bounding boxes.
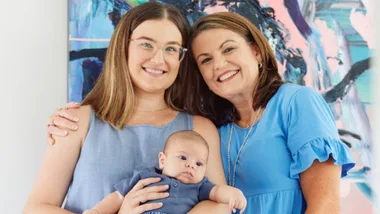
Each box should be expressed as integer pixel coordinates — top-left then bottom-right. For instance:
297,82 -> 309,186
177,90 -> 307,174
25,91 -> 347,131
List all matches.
120,88 -> 180,127
127,90 -> 177,127
230,95 -> 261,128
134,90 -> 168,112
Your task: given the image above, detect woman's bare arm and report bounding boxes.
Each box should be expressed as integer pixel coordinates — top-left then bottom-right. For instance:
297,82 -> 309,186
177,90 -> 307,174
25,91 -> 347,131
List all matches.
300,157 -> 342,214
84,191 -> 124,214
188,116 -> 229,214
24,106 -> 91,214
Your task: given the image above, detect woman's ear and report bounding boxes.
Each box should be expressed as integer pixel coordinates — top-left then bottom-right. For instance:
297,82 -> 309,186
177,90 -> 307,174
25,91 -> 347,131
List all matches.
158,152 -> 166,169
250,44 -> 262,63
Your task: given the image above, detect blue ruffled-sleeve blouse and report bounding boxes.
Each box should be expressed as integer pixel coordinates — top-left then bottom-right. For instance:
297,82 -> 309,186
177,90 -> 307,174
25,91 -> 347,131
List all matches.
218,83 -> 355,214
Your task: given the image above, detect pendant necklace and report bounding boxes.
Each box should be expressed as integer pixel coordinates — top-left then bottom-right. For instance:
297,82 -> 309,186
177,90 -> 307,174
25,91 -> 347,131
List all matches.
227,107 -> 261,187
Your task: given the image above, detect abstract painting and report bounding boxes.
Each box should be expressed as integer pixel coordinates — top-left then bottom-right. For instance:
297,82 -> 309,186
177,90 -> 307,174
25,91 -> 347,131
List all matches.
68,1 -> 374,212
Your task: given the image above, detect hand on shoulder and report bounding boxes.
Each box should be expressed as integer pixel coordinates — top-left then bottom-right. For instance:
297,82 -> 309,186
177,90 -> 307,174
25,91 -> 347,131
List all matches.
53,105 -> 92,146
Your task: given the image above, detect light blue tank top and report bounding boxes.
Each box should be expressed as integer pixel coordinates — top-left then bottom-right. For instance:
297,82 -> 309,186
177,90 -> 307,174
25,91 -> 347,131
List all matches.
64,108 -> 193,213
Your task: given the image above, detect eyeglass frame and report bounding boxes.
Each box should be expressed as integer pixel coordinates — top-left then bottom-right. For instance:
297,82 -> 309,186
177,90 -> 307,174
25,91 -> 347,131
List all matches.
129,38 -> 188,61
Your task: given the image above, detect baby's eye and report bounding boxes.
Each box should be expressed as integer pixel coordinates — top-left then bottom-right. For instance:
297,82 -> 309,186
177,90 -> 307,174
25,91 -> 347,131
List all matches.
180,156 -> 187,160
196,162 -> 203,166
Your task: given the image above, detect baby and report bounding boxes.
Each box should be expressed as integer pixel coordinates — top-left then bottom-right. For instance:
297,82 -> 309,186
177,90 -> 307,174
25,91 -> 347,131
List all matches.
84,130 -> 246,214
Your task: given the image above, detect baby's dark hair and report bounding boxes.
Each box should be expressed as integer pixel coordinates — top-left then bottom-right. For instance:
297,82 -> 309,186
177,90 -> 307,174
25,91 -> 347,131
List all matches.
163,130 -> 210,156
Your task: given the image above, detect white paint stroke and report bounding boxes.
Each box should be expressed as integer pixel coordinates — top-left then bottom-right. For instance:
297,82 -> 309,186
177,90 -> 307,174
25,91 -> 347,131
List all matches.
69,35 -> 110,42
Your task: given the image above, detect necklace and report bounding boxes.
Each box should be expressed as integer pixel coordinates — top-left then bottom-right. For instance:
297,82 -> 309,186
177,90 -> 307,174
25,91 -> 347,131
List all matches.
227,107 -> 261,187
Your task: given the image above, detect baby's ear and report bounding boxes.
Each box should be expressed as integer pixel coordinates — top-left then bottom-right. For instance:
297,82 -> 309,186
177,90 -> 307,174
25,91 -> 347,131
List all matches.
158,152 -> 165,169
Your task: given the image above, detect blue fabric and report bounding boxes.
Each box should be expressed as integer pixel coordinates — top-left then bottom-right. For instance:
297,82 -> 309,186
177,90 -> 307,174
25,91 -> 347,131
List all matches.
63,109 -> 193,214
144,212 -> 168,214
218,83 -> 355,214
115,167 -> 215,214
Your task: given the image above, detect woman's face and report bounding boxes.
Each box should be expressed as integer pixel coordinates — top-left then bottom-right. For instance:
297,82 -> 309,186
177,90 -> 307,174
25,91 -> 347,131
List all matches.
127,19 -> 183,94
192,28 -> 261,100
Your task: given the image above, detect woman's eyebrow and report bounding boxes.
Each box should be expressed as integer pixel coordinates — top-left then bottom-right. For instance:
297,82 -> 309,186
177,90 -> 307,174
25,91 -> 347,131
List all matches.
219,39 -> 237,49
133,36 -> 181,46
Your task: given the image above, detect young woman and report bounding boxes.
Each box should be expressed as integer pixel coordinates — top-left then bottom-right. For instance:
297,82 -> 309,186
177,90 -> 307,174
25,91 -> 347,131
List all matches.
24,3 -> 227,214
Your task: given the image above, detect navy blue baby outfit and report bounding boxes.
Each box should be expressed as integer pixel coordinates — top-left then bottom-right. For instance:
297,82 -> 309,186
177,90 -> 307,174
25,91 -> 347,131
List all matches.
115,167 -> 215,214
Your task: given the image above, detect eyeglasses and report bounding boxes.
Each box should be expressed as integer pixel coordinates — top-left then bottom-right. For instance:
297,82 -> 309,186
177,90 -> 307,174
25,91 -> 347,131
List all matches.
129,39 -> 188,62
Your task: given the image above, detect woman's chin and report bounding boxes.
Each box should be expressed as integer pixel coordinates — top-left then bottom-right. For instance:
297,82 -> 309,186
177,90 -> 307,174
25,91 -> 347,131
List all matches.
133,83 -> 171,95
215,89 -> 244,101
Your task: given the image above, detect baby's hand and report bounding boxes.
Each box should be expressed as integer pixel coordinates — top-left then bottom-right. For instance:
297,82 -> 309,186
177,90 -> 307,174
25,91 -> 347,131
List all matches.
228,189 -> 247,213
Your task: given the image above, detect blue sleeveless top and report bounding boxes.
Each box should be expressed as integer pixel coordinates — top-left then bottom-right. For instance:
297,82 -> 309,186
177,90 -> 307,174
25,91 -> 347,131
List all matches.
64,109 -> 193,213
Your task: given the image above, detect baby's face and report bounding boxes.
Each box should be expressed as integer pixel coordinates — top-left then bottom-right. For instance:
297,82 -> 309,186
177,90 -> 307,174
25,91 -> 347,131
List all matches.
159,139 -> 208,184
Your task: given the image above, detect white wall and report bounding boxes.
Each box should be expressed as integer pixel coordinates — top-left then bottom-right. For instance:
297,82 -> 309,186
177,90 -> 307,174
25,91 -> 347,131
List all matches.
0,0 -> 67,212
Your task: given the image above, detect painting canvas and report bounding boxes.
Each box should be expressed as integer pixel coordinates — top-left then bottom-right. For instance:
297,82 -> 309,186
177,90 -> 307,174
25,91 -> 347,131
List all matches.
68,1 -> 374,213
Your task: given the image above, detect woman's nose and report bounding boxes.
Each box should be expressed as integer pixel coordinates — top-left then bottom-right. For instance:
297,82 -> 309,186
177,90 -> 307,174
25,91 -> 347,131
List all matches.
150,49 -> 165,64
213,55 -> 227,71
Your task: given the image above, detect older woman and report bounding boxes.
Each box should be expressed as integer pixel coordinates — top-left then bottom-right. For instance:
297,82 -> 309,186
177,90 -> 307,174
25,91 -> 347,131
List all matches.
185,12 -> 355,213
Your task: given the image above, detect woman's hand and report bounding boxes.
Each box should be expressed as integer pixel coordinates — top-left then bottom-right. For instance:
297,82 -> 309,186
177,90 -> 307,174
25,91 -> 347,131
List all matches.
118,177 -> 170,214
47,102 -> 81,145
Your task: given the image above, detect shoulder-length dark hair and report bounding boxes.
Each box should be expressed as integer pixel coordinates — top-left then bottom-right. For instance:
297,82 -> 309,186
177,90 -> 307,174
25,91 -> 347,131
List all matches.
82,2 -> 190,129
183,12 -> 284,127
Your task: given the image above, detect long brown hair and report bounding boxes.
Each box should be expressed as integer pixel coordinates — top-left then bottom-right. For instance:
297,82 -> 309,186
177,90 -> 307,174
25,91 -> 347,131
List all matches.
82,2 -> 190,129
184,12 -> 284,127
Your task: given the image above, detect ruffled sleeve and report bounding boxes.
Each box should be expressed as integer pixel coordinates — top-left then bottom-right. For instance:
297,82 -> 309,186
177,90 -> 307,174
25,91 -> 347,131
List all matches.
286,87 -> 355,179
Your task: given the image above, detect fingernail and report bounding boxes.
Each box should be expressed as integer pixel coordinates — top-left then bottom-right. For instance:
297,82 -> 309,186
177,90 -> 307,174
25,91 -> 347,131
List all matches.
72,125 -> 78,130
73,117 -> 79,121
64,131 -> 68,136
165,192 -> 169,196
